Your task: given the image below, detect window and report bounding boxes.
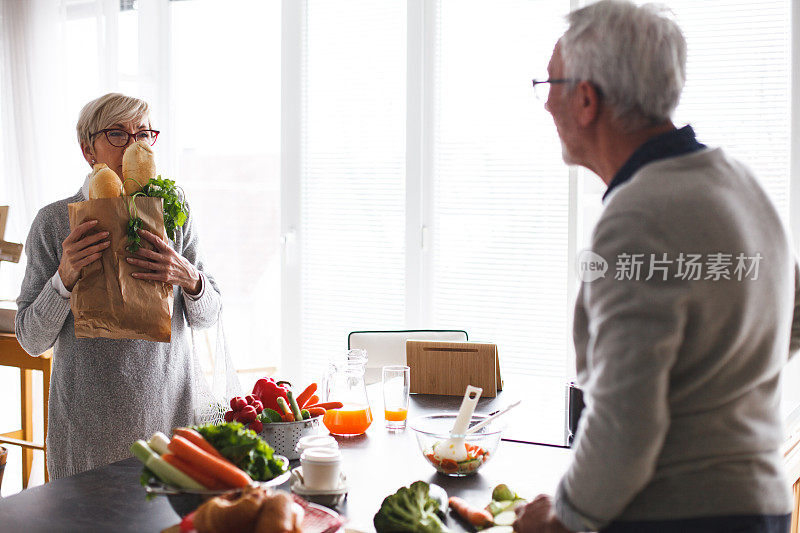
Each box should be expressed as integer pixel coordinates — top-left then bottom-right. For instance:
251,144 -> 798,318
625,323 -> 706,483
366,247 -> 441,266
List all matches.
287,1 -> 576,392
294,0 -> 408,378
170,0 -> 282,384
431,0 -> 570,379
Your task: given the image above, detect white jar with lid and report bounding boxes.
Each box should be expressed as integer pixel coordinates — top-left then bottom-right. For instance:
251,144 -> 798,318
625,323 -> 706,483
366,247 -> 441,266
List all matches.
295,434 -> 338,456
300,447 -> 342,491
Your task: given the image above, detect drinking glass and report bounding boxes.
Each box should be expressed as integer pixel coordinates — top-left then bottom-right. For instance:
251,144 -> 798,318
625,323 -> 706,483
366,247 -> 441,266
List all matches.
382,365 -> 410,430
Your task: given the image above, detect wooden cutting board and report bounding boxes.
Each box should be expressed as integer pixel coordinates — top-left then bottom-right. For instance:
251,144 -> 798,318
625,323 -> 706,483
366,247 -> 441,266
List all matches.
406,340 -> 502,397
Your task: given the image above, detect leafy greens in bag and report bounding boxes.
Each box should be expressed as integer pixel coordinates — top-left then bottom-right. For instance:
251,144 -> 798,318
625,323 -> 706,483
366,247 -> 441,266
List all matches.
126,176 -> 188,252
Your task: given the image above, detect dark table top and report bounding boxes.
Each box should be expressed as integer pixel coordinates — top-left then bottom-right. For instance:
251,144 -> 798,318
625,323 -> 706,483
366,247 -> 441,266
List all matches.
0,382 -> 572,533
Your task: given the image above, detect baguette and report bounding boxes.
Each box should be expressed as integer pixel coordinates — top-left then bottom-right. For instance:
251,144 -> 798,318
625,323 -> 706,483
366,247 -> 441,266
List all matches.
122,140 -> 156,194
88,163 -> 122,199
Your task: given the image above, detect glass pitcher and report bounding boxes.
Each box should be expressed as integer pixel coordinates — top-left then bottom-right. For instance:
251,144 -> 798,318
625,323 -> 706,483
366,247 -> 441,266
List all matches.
322,349 -> 373,436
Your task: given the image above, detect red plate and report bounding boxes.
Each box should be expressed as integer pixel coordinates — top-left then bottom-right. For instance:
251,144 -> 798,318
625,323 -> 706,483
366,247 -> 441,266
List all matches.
294,494 -> 346,533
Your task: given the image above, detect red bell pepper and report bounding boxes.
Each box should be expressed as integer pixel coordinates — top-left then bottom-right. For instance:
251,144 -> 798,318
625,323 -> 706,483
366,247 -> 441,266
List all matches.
252,377 -> 289,413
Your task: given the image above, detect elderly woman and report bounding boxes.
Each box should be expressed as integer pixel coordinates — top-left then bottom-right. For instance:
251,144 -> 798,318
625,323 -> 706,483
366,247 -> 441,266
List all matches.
15,93 -> 221,479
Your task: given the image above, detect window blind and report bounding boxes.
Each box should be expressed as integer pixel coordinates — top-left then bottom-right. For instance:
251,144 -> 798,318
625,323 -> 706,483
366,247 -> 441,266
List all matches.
431,0 -> 571,378
661,0 -> 791,219
299,0 -> 407,380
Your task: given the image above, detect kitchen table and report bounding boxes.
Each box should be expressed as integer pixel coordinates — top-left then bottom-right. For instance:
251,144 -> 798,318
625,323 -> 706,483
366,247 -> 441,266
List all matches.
0,384 -> 573,532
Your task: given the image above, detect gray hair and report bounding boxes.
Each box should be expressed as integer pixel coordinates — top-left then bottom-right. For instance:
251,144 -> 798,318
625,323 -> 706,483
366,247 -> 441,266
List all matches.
76,93 -> 150,151
560,0 -> 687,132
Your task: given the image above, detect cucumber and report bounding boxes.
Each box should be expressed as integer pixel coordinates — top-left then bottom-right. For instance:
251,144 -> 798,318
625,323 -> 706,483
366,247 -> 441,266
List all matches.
493,510 -> 517,526
145,454 -> 205,490
131,440 -> 158,465
486,499 -> 515,516
261,408 -> 283,423
286,390 -> 303,421
456,458 -> 482,470
147,431 -> 171,455
132,438 -> 205,489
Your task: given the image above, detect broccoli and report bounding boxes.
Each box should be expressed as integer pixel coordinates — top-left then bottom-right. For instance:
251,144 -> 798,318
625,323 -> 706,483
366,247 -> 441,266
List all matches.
374,481 -> 451,533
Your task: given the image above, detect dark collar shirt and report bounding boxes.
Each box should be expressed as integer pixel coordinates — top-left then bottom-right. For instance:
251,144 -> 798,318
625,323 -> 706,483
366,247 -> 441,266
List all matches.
603,124 -> 706,202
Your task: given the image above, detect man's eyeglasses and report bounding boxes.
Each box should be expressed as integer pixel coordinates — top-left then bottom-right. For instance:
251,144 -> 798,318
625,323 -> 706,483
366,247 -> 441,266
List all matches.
531,78 -> 575,100
531,78 -> 604,101
91,129 -> 160,147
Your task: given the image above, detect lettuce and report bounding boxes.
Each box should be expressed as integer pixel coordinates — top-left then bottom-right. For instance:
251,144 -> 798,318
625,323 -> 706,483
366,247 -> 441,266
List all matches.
193,422 -> 287,481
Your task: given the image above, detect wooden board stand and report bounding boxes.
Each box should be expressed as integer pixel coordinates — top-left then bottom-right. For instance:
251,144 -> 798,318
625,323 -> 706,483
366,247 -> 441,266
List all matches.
0,206 -> 22,264
406,340 -> 502,397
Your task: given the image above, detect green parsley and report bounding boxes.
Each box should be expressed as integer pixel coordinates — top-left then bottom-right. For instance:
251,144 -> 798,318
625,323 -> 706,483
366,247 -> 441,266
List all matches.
125,176 -> 188,253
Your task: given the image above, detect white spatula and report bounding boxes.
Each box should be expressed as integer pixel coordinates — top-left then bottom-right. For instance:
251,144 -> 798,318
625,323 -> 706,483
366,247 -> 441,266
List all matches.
433,385 -> 483,463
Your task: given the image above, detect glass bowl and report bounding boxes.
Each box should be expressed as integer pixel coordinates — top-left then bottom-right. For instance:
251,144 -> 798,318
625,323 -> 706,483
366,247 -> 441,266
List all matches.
144,455 -> 291,517
409,413 -> 504,476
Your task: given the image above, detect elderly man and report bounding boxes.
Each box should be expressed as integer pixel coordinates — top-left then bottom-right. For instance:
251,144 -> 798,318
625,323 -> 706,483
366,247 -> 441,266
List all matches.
515,1 -> 798,532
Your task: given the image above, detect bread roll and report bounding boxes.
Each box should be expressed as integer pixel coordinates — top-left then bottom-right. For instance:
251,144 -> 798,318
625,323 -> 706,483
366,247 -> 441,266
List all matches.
122,140 -> 156,195
254,491 -> 304,533
88,163 -> 122,199
194,487 -> 267,533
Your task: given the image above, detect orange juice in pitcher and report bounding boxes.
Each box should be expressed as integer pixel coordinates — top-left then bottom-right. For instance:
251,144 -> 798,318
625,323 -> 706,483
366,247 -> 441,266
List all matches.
323,403 -> 373,435
322,350 -> 372,436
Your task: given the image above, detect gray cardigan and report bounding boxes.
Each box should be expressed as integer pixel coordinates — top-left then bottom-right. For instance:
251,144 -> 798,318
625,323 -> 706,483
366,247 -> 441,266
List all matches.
555,147 -> 799,530
15,188 -> 221,479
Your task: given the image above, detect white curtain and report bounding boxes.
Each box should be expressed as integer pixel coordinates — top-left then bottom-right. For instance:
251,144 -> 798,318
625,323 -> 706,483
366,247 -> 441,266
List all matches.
0,0 -> 116,300
1,1 -> 53,239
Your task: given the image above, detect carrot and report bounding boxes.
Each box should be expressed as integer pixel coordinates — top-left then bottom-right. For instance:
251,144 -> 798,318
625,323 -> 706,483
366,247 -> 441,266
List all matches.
448,496 -> 494,527
167,435 -> 252,488
306,401 -> 343,410
173,427 -> 225,460
440,459 -> 458,474
162,453 -> 225,490
308,407 -> 326,417
276,397 -> 295,422
301,394 -> 319,409
295,383 -> 317,408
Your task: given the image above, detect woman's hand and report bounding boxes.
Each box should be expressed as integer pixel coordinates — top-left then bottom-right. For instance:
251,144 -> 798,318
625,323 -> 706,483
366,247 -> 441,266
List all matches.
126,229 -> 201,295
58,220 -> 110,291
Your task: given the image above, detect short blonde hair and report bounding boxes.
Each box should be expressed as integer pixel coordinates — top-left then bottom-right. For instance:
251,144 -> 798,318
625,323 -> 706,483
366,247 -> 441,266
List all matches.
76,93 -> 151,150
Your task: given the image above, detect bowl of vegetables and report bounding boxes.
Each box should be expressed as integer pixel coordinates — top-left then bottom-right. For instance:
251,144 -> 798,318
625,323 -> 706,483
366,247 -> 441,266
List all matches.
134,423 -> 290,517
410,413 -> 504,476
225,378 -> 342,460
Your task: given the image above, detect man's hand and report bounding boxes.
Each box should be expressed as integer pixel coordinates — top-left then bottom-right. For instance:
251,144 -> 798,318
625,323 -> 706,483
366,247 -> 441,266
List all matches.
514,495 -> 573,533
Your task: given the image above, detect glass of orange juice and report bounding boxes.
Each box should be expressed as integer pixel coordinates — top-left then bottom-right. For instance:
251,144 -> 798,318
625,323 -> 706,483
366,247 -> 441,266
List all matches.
382,365 -> 410,430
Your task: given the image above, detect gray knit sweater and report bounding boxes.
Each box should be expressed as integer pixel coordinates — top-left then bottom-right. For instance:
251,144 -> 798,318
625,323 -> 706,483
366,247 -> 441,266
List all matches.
555,147 -> 797,531
15,188 -> 221,479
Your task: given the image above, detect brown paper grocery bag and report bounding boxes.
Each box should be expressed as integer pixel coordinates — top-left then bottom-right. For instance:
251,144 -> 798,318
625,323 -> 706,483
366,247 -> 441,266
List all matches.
68,196 -> 172,342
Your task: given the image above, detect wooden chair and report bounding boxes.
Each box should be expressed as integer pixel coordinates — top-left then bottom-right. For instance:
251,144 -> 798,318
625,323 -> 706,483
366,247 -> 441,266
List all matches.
0,333 -> 52,487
